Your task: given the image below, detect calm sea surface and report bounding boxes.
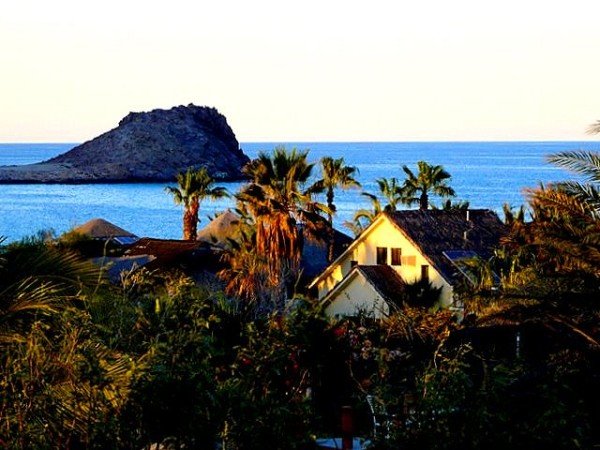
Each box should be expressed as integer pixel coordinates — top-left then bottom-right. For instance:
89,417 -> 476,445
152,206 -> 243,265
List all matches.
0,141 -> 598,242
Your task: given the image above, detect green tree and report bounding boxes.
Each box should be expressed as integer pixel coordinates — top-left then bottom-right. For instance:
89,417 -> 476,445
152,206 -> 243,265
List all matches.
343,177 -> 401,236
311,156 -> 360,261
165,167 -> 229,241
400,161 -> 456,210
546,150 -> 600,216
231,146 -> 325,309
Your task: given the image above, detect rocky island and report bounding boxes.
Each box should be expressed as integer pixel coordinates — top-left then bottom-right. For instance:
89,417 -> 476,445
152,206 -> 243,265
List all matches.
0,104 -> 250,183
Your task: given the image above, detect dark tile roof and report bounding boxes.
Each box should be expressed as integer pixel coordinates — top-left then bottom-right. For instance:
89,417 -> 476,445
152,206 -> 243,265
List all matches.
125,238 -> 218,270
356,265 -> 406,304
93,255 -> 154,282
385,209 -> 507,284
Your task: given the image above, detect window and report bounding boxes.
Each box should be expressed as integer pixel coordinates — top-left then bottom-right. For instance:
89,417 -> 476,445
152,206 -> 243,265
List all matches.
421,265 -> 429,283
391,248 -> 402,265
376,247 -> 388,265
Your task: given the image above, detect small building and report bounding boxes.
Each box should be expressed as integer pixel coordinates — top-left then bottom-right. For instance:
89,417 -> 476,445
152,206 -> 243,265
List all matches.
69,218 -> 139,256
72,218 -> 139,246
125,237 -> 220,272
197,210 -> 353,286
309,209 -> 506,318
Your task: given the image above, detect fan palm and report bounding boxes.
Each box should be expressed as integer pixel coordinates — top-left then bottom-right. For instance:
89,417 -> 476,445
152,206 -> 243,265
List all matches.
0,240 -> 102,344
311,157 -> 360,261
165,167 -> 229,241
400,161 -> 456,210
343,177 -> 400,236
232,146 -> 324,307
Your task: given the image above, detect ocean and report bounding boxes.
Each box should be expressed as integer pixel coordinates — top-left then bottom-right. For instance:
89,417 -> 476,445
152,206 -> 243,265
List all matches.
0,141 -> 597,243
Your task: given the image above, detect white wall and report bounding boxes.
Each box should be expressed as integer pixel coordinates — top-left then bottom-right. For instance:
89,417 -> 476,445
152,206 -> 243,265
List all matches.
324,271 -> 390,319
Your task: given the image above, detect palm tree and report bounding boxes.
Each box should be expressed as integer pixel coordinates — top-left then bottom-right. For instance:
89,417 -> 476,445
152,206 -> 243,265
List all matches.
342,178 -> 402,236
432,199 -> 470,211
311,157 -> 360,261
342,177 -> 402,236
522,149 -> 600,276
374,177 -> 403,212
344,193 -> 383,237
400,161 -> 456,210
165,167 -> 229,241
0,238 -> 102,344
231,146 -> 325,308
546,150 -> 600,216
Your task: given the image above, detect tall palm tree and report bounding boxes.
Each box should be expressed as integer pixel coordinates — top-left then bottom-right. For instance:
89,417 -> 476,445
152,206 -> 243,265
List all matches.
232,146 -> 325,308
400,161 -> 456,210
165,167 -> 229,241
311,157 -> 360,261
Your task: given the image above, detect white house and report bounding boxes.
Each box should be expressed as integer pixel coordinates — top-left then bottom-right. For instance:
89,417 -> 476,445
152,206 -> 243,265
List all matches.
309,209 -> 506,318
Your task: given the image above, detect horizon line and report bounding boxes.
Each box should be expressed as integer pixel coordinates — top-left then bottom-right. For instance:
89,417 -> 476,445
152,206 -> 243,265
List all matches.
1,138 -> 600,145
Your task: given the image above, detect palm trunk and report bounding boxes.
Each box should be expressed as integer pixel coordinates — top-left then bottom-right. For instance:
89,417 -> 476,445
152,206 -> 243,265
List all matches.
183,200 -> 199,240
327,187 -> 335,263
420,192 -> 428,210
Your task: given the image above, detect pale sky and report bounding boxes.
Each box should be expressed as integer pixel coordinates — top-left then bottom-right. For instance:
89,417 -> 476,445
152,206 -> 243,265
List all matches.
2,0 -> 600,142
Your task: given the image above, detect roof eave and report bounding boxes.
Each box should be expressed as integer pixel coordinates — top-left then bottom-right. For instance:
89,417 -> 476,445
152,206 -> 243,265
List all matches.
308,213 -> 388,289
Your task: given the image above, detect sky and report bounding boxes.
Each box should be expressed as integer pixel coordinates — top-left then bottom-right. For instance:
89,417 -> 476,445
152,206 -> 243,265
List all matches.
2,0 -> 600,142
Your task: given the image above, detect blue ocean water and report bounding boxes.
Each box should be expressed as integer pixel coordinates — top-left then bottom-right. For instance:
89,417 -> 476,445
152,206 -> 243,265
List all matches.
0,141 -> 597,242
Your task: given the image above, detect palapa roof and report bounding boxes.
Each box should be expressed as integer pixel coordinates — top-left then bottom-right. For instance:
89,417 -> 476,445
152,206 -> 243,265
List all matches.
196,210 -> 242,245
196,210 -> 353,280
384,209 -> 507,284
73,218 -> 136,239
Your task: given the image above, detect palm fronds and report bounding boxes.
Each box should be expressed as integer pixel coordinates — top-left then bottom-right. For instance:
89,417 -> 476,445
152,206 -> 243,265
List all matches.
547,150 -> 600,183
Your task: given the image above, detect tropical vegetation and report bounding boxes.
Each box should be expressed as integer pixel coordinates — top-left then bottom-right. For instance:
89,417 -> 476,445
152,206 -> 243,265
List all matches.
165,167 -> 229,240
311,156 -> 360,262
1,142 -> 599,449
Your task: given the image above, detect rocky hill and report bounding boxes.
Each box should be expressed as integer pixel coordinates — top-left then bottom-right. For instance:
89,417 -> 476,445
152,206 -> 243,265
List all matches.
0,105 -> 250,183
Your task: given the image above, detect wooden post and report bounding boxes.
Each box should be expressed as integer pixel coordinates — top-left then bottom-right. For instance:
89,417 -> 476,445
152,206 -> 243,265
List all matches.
341,406 -> 353,450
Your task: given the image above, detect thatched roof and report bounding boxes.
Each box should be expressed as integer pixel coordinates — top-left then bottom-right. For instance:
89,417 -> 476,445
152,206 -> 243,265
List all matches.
196,210 -> 353,280
197,210 -> 241,245
385,209 -> 507,284
73,218 -> 136,239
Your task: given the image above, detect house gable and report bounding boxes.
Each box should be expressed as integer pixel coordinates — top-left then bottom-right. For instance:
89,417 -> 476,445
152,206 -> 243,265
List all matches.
311,213 -> 454,306
312,209 -> 506,314
323,266 -> 392,318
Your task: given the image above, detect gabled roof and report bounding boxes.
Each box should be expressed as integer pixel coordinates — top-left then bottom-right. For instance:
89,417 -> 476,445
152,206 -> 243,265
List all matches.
73,218 -> 137,239
310,209 -> 506,288
385,209 -> 506,283
356,265 -> 406,304
321,264 -> 405,309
